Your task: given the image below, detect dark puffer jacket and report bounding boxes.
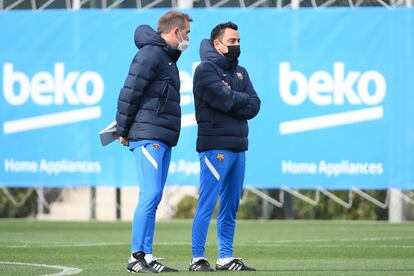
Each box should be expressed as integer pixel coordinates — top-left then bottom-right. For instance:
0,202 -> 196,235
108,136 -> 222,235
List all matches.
116,25 -> 182,147
192,39 -> 261,152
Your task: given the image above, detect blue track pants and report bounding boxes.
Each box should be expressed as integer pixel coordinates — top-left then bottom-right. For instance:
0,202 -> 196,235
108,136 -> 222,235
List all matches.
130,140 -> 171,254
192,150 -> 245,259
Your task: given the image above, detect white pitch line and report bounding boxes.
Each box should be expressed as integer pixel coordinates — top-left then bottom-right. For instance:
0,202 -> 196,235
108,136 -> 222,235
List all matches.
0,261 -> 82,276
239,244 -> 414,249
3,236 -> 413,249
248,236 -> 414,244
6,241 -> 128,248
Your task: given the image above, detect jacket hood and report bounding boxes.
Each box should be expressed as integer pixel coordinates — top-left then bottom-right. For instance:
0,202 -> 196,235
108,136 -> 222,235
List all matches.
199,39 -> 238,71
135,25 -> 181,62
134,25 -> 165,49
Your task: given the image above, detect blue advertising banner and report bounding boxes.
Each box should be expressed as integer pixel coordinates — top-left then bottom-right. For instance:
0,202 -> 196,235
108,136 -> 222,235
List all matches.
1,8 -> 413,189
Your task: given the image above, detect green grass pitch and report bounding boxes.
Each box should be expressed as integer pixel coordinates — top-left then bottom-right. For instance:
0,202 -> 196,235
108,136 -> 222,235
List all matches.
1,219 -> 413,275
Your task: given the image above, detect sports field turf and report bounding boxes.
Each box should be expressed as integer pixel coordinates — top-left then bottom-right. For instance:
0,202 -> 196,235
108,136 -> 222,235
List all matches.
0,219 -> 413,275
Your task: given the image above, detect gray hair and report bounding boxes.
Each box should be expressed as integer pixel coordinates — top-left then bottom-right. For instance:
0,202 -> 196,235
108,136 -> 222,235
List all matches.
157,11 -> 192,34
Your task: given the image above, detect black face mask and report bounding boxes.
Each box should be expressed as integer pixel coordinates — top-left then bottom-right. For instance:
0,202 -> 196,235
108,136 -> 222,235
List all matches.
223,45 -> 241,61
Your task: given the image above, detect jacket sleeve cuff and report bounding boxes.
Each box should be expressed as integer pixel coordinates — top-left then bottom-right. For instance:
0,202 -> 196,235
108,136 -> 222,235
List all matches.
231,91 -> 250,112
116,126 -> 128,138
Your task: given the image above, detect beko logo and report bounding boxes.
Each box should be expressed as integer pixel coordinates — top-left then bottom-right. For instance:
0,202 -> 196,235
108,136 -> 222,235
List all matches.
178,62 -> 200,128
2,63 -> 104,134
279,62 -> 386,135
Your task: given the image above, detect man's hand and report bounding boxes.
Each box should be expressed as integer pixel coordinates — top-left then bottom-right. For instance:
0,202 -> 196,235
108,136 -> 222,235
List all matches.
118,136 -> 129,147
222,80 -> 231,89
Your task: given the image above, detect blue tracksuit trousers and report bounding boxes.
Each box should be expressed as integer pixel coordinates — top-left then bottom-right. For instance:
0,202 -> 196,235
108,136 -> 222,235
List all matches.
192,150 -> 245,259
129,140 -> 171,254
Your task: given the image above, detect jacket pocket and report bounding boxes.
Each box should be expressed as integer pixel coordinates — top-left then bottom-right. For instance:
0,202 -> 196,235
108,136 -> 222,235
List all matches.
156,83 -> 169,115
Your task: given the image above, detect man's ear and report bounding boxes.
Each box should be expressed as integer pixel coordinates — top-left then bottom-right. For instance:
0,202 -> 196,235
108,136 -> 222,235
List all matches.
172,26 -> 180,35
213,39 -> 220,49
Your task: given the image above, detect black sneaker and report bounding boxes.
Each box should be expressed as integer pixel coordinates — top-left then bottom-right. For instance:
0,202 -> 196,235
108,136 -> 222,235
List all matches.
149,260 -> 178,273
189,259 -> 214,272
215,258 -> 256,271
127,251 -> 158,273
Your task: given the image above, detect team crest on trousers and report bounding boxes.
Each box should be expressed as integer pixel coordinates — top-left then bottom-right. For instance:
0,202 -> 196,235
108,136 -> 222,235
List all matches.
153,144 -> 160,149
216,153 -> 225,161
236,72 -> 243,80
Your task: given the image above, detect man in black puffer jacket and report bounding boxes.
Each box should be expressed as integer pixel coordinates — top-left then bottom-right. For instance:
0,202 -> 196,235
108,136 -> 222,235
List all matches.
115,11 -> 192,274
189,22 -> 260,272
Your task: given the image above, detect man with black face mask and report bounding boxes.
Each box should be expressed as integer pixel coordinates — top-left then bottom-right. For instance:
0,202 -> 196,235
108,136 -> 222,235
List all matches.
189,22 -> 260,272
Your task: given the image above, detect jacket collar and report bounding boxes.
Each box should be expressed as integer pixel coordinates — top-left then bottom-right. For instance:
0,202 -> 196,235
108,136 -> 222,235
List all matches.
199,39 -> 238,72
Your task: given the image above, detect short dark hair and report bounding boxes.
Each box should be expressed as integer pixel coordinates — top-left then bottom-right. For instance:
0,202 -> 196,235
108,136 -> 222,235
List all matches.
210,22 -> 238,42
157,11 -> 192,34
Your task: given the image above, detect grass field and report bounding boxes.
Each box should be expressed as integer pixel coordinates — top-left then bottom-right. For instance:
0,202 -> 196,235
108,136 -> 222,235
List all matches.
0,219 -> 413,275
